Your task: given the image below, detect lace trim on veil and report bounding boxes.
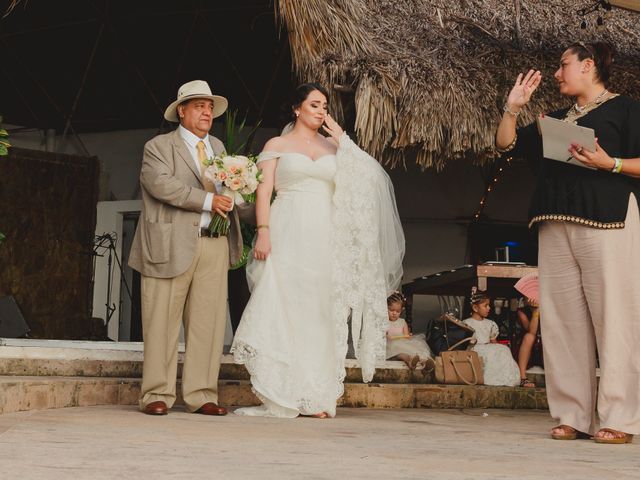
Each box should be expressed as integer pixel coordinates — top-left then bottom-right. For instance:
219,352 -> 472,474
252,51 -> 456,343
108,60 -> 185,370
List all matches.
332,133 -> 404,384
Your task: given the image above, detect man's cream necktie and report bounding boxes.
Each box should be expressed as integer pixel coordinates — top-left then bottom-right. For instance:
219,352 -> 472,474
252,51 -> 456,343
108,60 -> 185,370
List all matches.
196,140 -> 215,193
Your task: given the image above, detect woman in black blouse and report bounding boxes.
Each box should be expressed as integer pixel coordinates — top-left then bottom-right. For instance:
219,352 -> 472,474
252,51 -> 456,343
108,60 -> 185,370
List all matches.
496,42 -> 640,444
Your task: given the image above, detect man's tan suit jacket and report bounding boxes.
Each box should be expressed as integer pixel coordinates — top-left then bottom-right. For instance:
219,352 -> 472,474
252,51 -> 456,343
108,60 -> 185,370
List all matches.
129,129 -> 250,278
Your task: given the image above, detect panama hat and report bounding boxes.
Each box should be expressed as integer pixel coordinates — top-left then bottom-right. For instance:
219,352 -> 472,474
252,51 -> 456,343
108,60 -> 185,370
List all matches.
164,80 -> 228,122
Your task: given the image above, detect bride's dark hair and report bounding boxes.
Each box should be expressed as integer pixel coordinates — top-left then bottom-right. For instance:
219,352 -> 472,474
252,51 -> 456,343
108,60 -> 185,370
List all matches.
289,82 -> 329,122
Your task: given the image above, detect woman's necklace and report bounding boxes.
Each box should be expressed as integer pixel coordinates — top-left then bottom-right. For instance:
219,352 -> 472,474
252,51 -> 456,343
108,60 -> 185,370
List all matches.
571,89 -> 608,114
293,130 -> 316,144
565,89 -> 613,123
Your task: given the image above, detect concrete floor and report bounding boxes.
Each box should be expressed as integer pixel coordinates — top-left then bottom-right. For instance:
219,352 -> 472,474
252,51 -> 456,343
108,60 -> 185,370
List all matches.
0,406 -> 638,480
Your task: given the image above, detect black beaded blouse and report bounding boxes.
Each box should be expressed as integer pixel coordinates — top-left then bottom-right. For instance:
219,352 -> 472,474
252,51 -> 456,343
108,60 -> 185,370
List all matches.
504,94 -> 640,229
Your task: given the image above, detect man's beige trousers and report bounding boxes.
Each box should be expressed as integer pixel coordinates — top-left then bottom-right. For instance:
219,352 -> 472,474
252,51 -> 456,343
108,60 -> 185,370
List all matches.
139,236 -> 229,412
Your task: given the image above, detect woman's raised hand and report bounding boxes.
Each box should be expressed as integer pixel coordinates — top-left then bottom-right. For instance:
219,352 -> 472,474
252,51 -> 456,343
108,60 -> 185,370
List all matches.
506,69 -> 542,111
322,113 -> 344,143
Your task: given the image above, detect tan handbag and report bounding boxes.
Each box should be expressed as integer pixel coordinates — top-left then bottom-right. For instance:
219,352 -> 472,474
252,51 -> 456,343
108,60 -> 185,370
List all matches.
434,338 -> 484,385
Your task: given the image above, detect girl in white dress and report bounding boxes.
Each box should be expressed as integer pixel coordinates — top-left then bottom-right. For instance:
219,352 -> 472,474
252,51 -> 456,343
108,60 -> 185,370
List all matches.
463,292 -> 520,387
231,83 -> 405,418
386,291 -> 434,372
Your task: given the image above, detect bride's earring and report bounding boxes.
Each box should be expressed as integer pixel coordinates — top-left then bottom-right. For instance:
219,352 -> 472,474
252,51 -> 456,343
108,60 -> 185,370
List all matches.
295,111 -> 300,117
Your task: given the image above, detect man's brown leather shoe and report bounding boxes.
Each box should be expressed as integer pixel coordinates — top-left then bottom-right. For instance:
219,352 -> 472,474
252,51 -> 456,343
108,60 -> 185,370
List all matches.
194,402 -> 227,416
143,401 -> 168,415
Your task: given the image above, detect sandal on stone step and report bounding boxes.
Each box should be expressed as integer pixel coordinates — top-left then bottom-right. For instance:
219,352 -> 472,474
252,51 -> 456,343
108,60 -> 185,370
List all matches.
519,377 -> 535,388
550,425 -> 590,440
594,428 -> 634,444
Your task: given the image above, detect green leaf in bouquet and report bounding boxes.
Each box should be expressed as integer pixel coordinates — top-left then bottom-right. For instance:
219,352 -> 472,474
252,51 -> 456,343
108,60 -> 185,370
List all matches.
241,192 -> 257,204
229,244 -> 251,271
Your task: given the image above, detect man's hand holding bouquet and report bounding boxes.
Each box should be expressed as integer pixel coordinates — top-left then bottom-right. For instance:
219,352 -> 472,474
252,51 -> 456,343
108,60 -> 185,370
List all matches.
203,153 -> 262,236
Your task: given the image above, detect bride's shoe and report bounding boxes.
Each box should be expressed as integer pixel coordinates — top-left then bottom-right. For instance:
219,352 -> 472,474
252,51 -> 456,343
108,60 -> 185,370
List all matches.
300,412 -> 329,419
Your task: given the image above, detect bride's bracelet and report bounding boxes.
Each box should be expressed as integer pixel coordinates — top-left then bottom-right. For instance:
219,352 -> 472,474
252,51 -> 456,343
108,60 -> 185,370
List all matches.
257,224 -> 269,230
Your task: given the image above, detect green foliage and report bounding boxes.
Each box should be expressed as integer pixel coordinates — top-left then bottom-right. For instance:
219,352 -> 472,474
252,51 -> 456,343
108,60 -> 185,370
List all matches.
0,116 -> 10,156
222,109 -> 262,269
222,110 -> 261,156
229,244 -> 251,271
0,231 -> 5,245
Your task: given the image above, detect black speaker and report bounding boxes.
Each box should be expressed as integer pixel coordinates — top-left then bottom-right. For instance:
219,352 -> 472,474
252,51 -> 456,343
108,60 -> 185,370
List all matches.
0,295 -> 30,338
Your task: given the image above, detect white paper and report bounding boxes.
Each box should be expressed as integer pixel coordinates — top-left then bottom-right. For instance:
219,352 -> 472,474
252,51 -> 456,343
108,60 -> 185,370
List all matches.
536,116 -> 596,169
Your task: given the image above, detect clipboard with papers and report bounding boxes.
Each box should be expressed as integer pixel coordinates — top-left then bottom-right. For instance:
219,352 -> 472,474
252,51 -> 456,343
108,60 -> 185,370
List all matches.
536,115 -> 596,169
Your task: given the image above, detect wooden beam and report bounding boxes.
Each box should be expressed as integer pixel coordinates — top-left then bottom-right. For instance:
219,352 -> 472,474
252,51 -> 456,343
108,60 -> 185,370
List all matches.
609,0 -> 640,12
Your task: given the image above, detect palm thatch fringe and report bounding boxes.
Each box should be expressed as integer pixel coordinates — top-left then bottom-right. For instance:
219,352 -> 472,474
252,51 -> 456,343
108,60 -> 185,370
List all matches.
277,0 -> 640,169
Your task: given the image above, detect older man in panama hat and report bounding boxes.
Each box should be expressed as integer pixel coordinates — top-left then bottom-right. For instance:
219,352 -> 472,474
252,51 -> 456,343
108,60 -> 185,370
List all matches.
129,80 -> 251,416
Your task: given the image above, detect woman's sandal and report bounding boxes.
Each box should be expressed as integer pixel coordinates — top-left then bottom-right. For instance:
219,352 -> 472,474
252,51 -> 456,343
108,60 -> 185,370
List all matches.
594,428 -> 634,444
519,377 -> 536,388
550,425 -> 590,440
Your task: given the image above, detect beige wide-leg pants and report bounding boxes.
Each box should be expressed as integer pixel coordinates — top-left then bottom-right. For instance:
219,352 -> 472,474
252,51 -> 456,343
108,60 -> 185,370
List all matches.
139,236 -> 229,412
539,194 -> 640,435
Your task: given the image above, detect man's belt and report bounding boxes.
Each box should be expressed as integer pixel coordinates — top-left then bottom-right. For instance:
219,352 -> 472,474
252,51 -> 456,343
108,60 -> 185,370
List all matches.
198,227 -> 226,238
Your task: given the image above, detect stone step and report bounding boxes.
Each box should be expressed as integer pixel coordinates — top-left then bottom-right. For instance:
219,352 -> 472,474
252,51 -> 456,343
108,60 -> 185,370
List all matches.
0,376 -> 548,415
0,342 -> 429,384
0,339 -> 546,387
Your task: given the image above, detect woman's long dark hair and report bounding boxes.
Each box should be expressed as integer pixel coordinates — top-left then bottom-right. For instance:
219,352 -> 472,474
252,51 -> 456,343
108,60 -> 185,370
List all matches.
280,82 -> 330,126
568,41 -> 615,86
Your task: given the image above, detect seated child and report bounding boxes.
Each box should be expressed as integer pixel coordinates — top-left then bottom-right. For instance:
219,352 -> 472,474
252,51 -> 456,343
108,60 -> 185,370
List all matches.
386,291 -> 434,373
462,291 -> 520,386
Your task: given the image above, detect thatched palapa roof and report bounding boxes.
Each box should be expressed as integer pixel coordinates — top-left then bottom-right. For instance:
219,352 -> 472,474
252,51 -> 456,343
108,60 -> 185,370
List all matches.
277,0 -> 640,169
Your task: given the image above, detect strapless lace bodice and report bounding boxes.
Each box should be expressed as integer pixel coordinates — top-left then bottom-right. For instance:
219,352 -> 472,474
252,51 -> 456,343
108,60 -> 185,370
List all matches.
258,151 -> 336,197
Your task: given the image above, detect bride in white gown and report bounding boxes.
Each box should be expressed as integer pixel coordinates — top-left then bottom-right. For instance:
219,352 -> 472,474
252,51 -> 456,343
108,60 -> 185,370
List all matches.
231,83 -> 404,418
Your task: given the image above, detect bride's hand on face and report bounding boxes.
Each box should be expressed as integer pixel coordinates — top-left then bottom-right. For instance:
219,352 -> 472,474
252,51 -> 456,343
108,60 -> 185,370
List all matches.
506,69 -> 542,111
321,113 -> 344,143
253,232 -> 271,261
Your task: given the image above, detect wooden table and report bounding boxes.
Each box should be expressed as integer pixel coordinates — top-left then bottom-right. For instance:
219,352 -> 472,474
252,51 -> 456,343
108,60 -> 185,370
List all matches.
402,263 -> 538,326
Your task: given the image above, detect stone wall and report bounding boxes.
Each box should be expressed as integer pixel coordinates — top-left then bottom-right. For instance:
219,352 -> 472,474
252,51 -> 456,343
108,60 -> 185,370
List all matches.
0,147 -> 99,338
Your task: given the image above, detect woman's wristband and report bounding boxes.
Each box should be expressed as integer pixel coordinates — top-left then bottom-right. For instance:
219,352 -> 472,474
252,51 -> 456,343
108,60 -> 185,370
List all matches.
257,224 -> 269,230
611,157 -> 623,174
496,133 -> 517,153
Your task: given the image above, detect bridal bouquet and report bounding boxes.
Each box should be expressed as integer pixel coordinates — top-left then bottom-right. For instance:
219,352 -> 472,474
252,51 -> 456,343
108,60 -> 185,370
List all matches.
203,153 -> 262,236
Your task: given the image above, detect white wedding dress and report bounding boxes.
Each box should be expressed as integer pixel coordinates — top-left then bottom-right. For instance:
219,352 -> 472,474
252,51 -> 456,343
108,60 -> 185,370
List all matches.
232,134 -> 405,418
232,152 -> 339,417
